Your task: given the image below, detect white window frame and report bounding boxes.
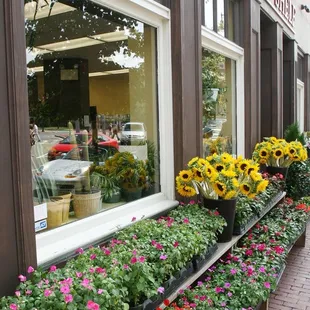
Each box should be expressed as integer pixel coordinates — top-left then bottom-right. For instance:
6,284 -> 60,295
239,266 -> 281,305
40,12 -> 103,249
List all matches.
201,26 -> 245,156
36,0 -> 177,266
297,79 -> 305,133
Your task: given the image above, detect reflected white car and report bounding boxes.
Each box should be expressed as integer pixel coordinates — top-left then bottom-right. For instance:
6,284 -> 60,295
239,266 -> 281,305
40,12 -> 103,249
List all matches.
120,122 -> 147,145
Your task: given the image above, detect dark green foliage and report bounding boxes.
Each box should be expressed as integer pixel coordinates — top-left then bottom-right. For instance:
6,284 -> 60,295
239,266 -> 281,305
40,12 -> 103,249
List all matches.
285,160 -> 310,199
284,122 -> 305,145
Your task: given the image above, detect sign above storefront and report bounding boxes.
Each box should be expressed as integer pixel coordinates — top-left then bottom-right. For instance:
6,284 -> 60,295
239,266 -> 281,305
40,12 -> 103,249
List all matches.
267,0 -> 296,27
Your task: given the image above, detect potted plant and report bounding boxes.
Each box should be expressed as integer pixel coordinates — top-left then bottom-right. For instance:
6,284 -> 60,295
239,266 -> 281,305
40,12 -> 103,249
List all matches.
143,141 -> 158,197
175,153 -> 269,242
104,152 -> 147,202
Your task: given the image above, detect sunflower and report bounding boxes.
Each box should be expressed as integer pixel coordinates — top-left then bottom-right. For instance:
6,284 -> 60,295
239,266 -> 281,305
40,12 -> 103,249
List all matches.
193,168 -> 204,182
198,158 -> 207,167
206,155 -> 213,162
287,147 -> 296,156
250,171 -> 262,182
221,153 -> 233,163
259,148 -> 269,159
177,185 -> 196,197
248,193 -> 257,199
245,164 -> 259,176
257,180 -> 268,193
213,181 -> 227,197
240,183 -> 251,195
178,170 -> 193,182
215,163 -> 225,173
188,157 -> 199,166
221,169 -> 236,178
238,160 -> 250,173
273,148 -> 284,159
259,158 -> 267,165
232,178 -> 239,188
270,136 -> 278,144
224,190 -> 237,200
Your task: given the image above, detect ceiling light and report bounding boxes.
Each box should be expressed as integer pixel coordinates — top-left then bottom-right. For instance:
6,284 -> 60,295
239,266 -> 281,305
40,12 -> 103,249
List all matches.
25,1 -> 76,20
27,66 -> 44,74
88,69 -> 129,77
92,30 -> 128,42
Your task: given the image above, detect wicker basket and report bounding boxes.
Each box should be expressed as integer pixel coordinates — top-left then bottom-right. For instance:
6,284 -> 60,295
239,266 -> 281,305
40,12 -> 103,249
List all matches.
47,197 -> 64,229
73,190 -> 101,219
59,193 -> 72,223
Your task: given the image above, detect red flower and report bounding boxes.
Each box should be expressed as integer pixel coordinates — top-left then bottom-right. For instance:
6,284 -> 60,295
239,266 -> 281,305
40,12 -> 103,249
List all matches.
164,299 -> 170,306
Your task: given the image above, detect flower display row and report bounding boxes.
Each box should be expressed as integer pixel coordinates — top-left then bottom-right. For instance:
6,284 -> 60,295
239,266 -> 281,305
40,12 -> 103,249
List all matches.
169,197 -> 310,310
0,203 -> 226,310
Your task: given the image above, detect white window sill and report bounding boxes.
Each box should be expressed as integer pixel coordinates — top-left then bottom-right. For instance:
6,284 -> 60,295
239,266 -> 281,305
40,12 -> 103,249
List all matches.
36,193 -> 178,266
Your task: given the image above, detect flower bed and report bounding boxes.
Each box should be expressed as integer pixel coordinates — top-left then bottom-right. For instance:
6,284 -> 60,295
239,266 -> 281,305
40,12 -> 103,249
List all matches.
0,203 -> 226,310
169,197 -> 310,310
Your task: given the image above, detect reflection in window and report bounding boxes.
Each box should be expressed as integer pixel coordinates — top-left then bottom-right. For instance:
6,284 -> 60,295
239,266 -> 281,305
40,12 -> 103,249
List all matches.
26,0 -> 160,232
205,0 -> 214,31
202,49 -> 236,157
217,0 -> 225,37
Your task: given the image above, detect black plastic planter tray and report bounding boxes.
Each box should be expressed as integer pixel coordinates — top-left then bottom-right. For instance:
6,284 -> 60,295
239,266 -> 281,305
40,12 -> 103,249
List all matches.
192,243 -> 218,271
233,215 -> 258,235
253,300 -> 263,310
130,297 -> 163,310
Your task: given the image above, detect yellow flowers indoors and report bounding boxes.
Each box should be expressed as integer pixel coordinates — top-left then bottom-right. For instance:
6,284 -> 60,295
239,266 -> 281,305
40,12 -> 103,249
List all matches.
252,137 -> 308,168
176,153 -> 268,200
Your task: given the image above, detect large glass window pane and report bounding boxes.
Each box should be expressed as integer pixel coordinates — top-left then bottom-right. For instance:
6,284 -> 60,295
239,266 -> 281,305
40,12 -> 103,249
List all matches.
26,0 -> 160,232
202,49 -> 236,157
217,0 -> 225,37
204,0 -> 214,31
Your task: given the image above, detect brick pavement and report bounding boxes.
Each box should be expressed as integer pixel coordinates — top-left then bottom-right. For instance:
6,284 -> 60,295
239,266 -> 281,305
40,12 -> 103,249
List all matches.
269,224 -> 310,310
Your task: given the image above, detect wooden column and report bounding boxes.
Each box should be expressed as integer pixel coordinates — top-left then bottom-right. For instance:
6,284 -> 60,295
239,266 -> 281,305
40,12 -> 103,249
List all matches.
0,0 -> 37,296
304,54 -> 310,131
243,0 -> 261,157
261,22 -> 284,138
169,0 -> 203,173
283,40 -> 297,132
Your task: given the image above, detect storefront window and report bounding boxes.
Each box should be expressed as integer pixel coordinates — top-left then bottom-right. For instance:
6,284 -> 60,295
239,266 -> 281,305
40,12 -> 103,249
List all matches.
202,49 -> 236,157
25,0 -> 160,232
205,0 -> 214,31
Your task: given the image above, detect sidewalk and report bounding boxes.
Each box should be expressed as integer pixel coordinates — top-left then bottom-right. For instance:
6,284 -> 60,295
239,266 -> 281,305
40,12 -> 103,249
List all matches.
269,223 -> 310,310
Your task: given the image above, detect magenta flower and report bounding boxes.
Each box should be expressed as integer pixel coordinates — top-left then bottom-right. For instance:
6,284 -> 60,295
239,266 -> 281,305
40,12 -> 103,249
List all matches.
18,275 -> 26,282
10,304 -> 18,310
259,266 -> 266,273
44,289 -> 52,297
227,292 -> 233,297
200,295 -> 206,301
156,243 -> 163,250
131,217 -> 137,222
224,282 -> 231,288
215,287 -> 223,293
221,302 -> 227,307
139,256 -> 146,263
130,257 -> 138,264
60,285 -> 70,294
76,272 -> 83,278
132,234 -> 137,239
103,248 -> 111,256
75,248 -> 84,255
245,249 -> 253,256
157,287 -> 165,294
15,291 -> 21,297
230,268 -> 237,275
81,278 -> 91,288
89,268 -> 95,274
64,294 -> 73,304
123,264 -> 129,270
95,267 -> 105,274
183,218 -> 189,224
27,266 -> 35,274
26,290 -> 32,295
132,250 -> 137,256
197,281 -> 203,287
189,200 -> 195,205
160,254 -> 168,260
90,254 -> 96,260
49,265 -> 57,272
173,241 -> 179,248
151,240 -> 157,246
97,289 -> 104,295
264,282 -> 271,289
87,300 -> 100,310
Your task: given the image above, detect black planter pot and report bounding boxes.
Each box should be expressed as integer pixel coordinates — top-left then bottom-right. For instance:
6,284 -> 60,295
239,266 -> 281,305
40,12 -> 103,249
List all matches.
192,243 -> 218,271
122,187 -> 143,202
129,297 -> 162,310
265,166 -> 288,180
204,198 -> 237,243
102,190 -> 121,203
233,215 -> 258,235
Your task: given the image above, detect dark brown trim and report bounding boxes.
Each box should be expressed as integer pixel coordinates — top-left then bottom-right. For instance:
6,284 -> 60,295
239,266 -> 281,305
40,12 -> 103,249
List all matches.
213,0 -> 218,33
0,0 -> 37,296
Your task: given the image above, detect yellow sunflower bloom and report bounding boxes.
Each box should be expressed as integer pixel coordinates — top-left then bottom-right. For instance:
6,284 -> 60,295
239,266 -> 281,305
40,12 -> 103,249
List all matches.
178,170 -> 193,182
259,148 -> 269,159
215,163 -> 225,173
245,165 -> 259,176
205,165 -> 218,181
213,181 -> 227,197
224,190 -> 237,200
177,185 -> 196,197
193,168 -> 204,182
240,183 -> 251,196
248,193 -> 257,199
221,170 -> 237,178
238,160 -> 250,173
250,171 -> 262,182
232,178 -> 239,188
206,155 -> 213,162
257,180 -> 268,193
270,136 -> 278,144
259,158 -> 267,165
272,148 -> 284,159
221,153 -> 233,163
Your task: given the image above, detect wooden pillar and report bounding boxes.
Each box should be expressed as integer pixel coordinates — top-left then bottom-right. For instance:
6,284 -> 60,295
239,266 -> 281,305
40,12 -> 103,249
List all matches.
261,22 -> 283,138
283,40 -> 297,132
304,54 -> 310,131
169,0 -> 203,172
0,0 -> 37,296
243,0 -> 261,157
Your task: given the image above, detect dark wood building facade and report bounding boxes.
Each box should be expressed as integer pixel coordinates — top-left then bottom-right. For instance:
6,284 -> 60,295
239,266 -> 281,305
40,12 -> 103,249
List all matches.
0,0 -> 309,295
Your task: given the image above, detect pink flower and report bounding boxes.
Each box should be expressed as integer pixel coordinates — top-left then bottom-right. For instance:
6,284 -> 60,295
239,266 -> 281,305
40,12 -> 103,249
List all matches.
75,248 -> 84,255
151,240 -> 157,246
131,217 -> 137,222
27,266 -> 35,273
160,254 -> 168,260
227,292 -> 233,297
132,250 -> 137,256
156,243 -> 163,250
18,275 -> 26,282
245,249 -> 253,256
157,287 -> 165,294
139,256 -> 146,263
230,268 -> 237,275
123,264 -> 129,270
95,267 -> 105,274
224,282 -> 231,288
98,289 -> 104,295
90,254 -> 96,260
81,278 -> 91,288
60,285 -> 70,294
61,278 -> 73,286
10,304 -> 18,310
26,290 -> 32,295
257,244 -> 266,251
132,234 -> 137,239
197,281 -> 203,287
189,200 -> 195,205
103,248 -> 111,256
264,282 -> 271,289
87,300 -> 100,310
89,268 -> 95,274
130,257 -> 138,264
76,272 -> 83,278
49,265 -> 57,272
64,294 -> 73,304
215,287 -> 223,294
173,241 -> 179,248
44,289 -> 52,297
183,218 -> 189,224
259,266 -> 266,273
15,291 -> 21,297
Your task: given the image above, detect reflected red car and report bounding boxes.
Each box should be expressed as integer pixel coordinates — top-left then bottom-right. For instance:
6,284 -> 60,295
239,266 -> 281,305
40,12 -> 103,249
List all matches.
48,132 -> 119,161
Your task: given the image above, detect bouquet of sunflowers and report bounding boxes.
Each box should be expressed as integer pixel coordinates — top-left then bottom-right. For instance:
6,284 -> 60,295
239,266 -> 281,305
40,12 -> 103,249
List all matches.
176,153 -> 268,200
252,137 -> 307,167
